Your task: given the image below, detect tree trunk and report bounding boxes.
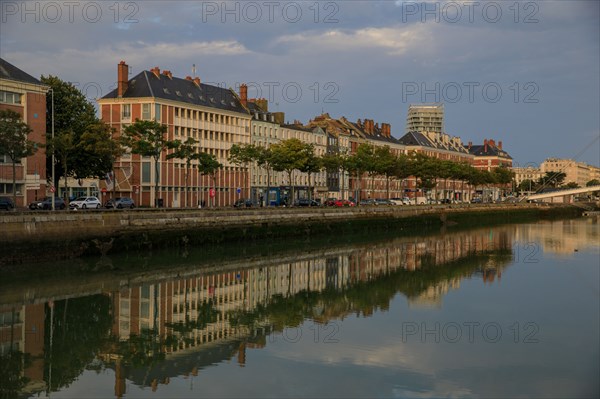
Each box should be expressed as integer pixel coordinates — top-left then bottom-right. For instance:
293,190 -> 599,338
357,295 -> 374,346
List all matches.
11,160 -> 16,208
154,156 -> 160,208
266,167 -> 271,207
288,171 -> 294,206
63,157 -> 68,205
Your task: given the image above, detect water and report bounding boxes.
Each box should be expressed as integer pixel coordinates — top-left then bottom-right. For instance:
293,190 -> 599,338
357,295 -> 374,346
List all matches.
1,217 -> 598,398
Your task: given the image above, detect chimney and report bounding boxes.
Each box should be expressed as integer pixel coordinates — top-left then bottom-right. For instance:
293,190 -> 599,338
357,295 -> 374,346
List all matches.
150,66 -> 160,78
117,61 -> 129,97
239,84 -> 247,107
162,70 -> 172,79
273,112 -> 285,125
484,139 -> 488,152
498,141 -> 502,150
185,76 -> 192,81
468,141 -> 472,150
193,77 -> 201,87
489,139 -> 495,147
255,98 -> 268,112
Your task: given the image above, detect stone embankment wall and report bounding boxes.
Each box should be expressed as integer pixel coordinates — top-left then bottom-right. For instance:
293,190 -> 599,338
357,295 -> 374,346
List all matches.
0,204 -> 579,264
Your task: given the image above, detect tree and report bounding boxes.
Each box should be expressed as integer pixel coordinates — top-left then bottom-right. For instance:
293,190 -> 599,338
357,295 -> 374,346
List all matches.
270,138 -> 308,206
538,171 -> 566,189
228,144 -> 259,198
564,182 -> 579,189
256,146 -> 274,206
373,146 -> 397,199
518,179 -> 537,193
41,75 -> 98,187
121,120 -> 171,207
0,110 -> 37,207
586,179 -> 600,187
78,121 -> 124,200
298,143 -> 321,201
196,152 -> 221,207
45,130 -> 75,203
166,137 -> 200,208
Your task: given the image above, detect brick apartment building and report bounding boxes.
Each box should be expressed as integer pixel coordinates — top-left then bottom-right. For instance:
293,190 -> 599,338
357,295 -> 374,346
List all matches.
0,58 -> 48,207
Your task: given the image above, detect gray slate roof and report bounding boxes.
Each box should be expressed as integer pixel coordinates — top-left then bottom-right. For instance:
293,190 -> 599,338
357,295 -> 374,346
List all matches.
0,58 -> 43,85
102,70 -> 248,114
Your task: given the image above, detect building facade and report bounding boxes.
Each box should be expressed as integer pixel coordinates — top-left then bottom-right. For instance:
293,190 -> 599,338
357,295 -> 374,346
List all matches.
0,58 -> 48,207
405,103 -> 444,134
540,158 -> 600,187
97,62 -> 252,207
468,139 -> 512,171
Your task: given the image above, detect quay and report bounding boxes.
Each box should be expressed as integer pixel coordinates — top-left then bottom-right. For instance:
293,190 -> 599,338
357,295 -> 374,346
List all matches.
0,203 -> 581,265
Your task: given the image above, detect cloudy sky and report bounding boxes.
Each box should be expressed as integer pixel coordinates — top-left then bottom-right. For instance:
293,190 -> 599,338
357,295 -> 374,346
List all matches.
2,0 -> 599,166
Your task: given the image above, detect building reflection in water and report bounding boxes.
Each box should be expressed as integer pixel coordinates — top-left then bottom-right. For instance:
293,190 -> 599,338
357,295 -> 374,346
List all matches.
1,218 -> 595,398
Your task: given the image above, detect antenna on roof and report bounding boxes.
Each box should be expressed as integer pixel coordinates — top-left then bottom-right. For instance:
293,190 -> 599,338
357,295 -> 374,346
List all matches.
128,65 -> 132,76
192,64 -> 196,78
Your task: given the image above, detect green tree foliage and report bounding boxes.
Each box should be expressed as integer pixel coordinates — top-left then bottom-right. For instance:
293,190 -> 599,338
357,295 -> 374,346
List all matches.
256,146 -> 275,206
0,109 -> 37,206
298,143 -> 321,200
41,75 -> 98,185
538,171 -> 566,188
229,144 -> 260,197
373,146 -> 397,199
78,121 -> 124,199
121,120 -> 171,207
270,138 -> 309,205
196,151 -> 222,207
45,130 -> 75,202
586,179 -> 600,187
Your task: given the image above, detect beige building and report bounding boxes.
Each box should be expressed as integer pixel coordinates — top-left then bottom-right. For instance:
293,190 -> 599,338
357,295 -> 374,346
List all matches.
247,100 -> 328,205
540,158 -> 600,187
513,166 -> 544,186
406,103 -> 444,134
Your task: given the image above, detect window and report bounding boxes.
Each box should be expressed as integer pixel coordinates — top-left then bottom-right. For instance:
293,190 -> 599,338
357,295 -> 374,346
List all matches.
155,104 -> 161,121
0,90 -> 21,105
142,104 -> 151,120
142,163 -> 151,183
122,104 -> 131,119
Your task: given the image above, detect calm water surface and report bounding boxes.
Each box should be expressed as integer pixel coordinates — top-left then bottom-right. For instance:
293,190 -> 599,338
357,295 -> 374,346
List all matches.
1,217 -> 598,398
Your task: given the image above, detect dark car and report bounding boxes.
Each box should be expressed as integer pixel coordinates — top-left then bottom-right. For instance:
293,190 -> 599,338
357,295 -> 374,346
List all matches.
360,199 -> 376,206
440,198 -> 452,204
105,197 -> 135,209
233,198 -> 255,208
374,198 -> 393,206
29,197 -> 66,210
470,198 -> 482,203
0,196 -> 15,210
294,198 -> 320,207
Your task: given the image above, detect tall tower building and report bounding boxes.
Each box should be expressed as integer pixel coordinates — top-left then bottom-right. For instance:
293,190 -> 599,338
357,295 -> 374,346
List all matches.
406,103 -> 444,134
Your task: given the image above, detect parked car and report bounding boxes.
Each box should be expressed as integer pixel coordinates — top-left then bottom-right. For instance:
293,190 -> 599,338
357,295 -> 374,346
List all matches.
233,198 -> 255,208
470,197 -> 482,203
0,196 -> 14,210
324,198 -> 337,207
333,199 -> 355,207
70,196 -> 101,210
29,197 -> 66,210
294,198 -> 320,207
360,199 -> 376,206
375,198 -> 393,206
440,198 -> 452,204
105,197 -> 135,209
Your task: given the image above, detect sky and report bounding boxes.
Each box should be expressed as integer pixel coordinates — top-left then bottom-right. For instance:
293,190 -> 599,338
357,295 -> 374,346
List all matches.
1,0 -> 599,166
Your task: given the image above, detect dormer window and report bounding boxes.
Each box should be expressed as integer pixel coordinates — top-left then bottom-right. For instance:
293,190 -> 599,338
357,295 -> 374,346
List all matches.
188,93 -> 194,99
163,88 -> 170,94
176,90 -> 182,97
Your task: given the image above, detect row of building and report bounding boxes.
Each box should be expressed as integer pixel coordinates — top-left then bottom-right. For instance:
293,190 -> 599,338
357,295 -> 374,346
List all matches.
513,159 -> 600,188
0,57 -> 561,208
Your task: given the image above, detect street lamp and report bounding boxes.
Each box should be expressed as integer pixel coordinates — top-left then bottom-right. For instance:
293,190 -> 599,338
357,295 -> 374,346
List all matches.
48,88 -> 55,211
